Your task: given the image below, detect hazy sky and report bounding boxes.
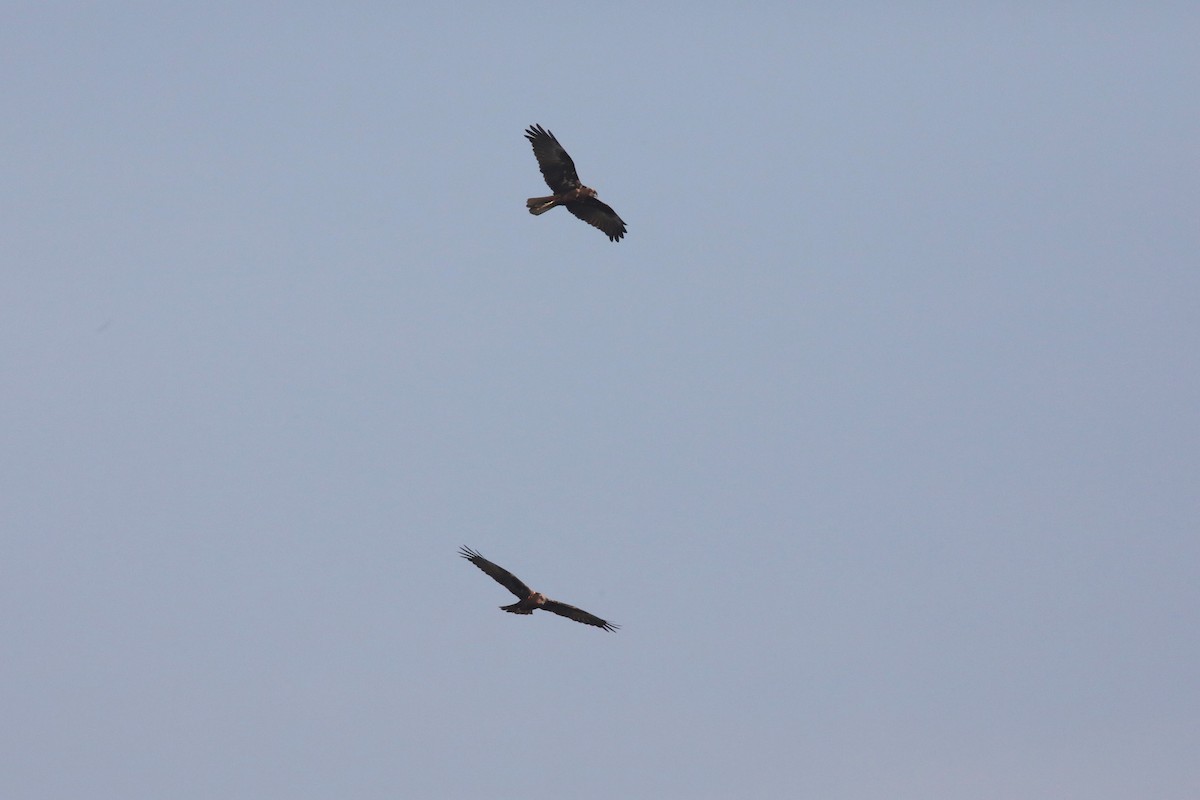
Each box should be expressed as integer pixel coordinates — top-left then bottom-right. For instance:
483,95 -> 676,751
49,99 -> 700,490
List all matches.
3,5 -> 1197,799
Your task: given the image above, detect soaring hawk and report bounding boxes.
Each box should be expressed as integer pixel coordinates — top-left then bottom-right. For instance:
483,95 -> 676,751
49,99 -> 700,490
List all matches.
524,124 -> 627,242
460,546 -> 619,632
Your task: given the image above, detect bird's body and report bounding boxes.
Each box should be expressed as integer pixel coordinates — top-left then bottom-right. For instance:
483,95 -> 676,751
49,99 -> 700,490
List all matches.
526,185 -> 598,215
500,591 -> 547,615
459,546 -> 619,632
524,124 -> 626,242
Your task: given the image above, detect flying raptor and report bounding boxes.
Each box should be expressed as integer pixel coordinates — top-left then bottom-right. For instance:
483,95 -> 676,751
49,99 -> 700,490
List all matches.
459,546 -> 619,632
524,124 -> 627,242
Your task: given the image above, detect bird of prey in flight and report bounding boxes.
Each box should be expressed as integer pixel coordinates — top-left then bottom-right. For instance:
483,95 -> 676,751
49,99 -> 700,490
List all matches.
524,124 -> 627,242
459,546 -> 619,632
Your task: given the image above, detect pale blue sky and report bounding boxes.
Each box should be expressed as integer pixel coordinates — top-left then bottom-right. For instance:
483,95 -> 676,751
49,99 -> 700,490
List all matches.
3,5 -> 1198,798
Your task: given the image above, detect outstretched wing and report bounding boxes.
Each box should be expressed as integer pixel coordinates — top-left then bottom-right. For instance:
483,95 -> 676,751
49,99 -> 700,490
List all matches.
542,598 -> 619,632
459,546 -> 531,600
525,124 -> 581,194
565,197 -> 627,242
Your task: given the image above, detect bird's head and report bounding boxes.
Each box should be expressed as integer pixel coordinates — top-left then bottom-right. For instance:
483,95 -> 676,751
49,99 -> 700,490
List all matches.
530,592 -> 547,606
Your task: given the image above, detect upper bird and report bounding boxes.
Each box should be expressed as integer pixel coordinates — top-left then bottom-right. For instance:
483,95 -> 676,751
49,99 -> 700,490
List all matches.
459,546 -> 619,632
524,124 -> 627,242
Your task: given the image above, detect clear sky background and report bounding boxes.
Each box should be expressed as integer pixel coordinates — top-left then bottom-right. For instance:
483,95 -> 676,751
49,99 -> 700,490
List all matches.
3,5 -> 1197,799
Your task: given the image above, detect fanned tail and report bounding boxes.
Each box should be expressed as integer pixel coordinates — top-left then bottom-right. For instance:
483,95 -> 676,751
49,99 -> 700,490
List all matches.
526,196 -> 559,215
501,602 -> 533,615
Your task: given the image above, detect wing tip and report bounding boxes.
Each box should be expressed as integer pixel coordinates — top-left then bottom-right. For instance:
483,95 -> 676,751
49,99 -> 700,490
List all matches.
524,123 -> 553,142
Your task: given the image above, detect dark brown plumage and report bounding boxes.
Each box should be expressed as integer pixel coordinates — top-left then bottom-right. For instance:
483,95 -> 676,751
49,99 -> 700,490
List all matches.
459,546 -> 619,632
524,124 -> 627,242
